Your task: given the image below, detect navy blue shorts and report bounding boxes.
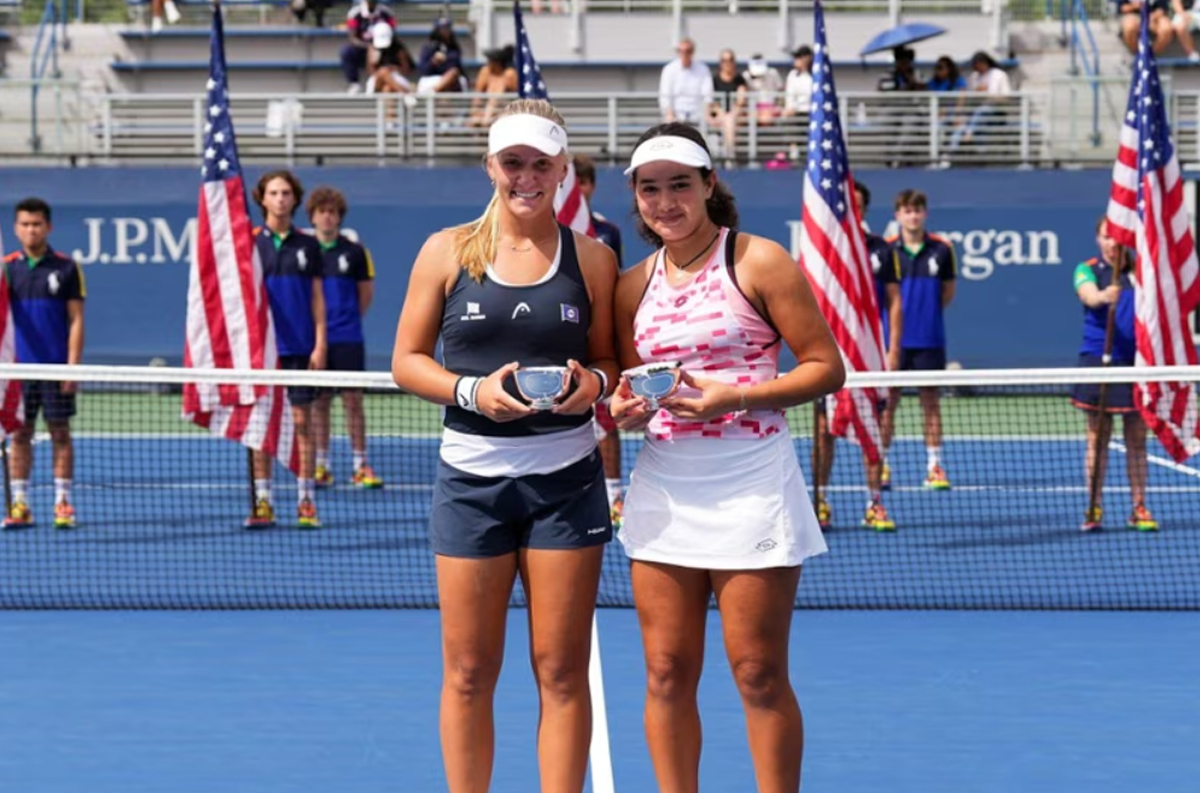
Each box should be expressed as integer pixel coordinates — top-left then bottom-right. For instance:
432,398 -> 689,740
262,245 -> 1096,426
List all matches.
1071,354 -> 1136,413
280,354 -> 318,407
21,381 -> 75,423
430,450 -> 613,558
900,347 -> 947,372
325,342 -> 366,373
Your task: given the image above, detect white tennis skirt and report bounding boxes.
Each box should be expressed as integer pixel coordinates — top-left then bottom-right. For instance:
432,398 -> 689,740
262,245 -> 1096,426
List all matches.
619,432 -> 828,570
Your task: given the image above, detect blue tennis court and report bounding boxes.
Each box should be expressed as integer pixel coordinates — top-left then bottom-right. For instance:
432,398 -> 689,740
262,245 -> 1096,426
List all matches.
2,428 -> 1198,792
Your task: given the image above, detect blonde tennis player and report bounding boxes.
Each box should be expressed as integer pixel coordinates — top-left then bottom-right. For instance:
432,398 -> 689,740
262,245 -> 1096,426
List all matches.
391,99 -> 619,793
610,123 -> 844,793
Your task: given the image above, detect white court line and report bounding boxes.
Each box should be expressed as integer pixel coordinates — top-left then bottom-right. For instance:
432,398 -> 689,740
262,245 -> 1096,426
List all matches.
812,484 -> 1199,494
41,431 -> 1088,442
29,482 -> 435,492
1110,441 -> 1200,480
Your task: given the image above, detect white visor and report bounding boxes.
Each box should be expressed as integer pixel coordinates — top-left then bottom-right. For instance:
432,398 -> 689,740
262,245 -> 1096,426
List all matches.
487,114 -> 568,157
624,135 -> 714,175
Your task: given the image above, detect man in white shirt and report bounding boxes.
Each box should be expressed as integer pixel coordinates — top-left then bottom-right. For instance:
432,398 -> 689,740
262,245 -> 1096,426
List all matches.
658,39 -> 714,125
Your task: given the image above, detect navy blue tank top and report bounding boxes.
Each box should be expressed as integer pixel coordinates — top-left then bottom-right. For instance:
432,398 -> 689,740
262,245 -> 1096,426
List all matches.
441,225 -> 593,437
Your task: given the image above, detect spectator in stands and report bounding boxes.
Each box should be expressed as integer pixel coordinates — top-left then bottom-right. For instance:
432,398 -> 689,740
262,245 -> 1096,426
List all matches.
926,56 -> 966,92
2,198 -> 85,531
574,153 -> 626,527
468,45 -> 519,127
708,49 -> 747,160
532,0 -> 563,12
1118,0 -> 1174,54
1072,218 -> 1156,532
417,17 -> 465,94
291,0 -> 331,28
782,45 -> 814,118
878,46 -> 925,92
744,54 -> 783,128
305,186 -> 383,493
947,51 -> 1013,155
366,22 -> 416,96
881,189 -> 955,492
341,0 -> 397,94
1171,0 -> 1200,62
249,171 -> 327,529
659,38 -> 714,125
149,0 -> 180,34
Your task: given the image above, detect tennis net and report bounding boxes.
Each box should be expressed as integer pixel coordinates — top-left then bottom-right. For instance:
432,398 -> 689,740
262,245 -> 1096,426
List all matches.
0,363 -> 1197,610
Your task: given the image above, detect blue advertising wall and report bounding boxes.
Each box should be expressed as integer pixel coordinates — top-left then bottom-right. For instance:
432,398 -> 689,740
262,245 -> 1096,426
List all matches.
0,167 -> 1156,370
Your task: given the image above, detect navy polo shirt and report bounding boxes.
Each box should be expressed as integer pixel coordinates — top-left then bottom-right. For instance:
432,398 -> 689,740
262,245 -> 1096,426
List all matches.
319,235 -> 374,346
867,232 -> 898,347
592,214 -> 624,270
255,226 -> 322,357
4,247 -> 85,365
1074,257 -> 1136,363
893,233 -> 956,350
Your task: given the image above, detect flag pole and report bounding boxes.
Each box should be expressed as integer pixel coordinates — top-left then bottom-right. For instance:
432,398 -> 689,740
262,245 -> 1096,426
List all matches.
1,437 -> 11,519
1086,245 -> 1124,521
247,447 -> 256,516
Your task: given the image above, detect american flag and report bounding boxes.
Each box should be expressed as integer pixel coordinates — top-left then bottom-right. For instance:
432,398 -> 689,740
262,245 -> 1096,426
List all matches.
181,6 -> 298,473
797,0 -> 887,464
1106,3 -> 1200,462
0,231 -> 24,436
513,1 -> 594,236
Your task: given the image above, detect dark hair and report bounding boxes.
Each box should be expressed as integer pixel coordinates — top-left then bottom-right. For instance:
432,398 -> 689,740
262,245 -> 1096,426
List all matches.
306,186 -> 348,222
893,188 -> 927,212
253,170 -> 304,217
1096,216 -> 1109,235
933,56 -> 961,85
793,45 -> 813,59
574,153 -> 597,185
628,123 -> 739,248
971,51 -> 997,71
853,180 -> 871,211
430,19 -> 460,51
14,197 -> 51,222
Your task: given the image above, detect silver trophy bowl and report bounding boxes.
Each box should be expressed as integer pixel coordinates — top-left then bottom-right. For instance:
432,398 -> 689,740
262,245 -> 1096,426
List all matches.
514,366 -> 570,410
624,362 -> 682,411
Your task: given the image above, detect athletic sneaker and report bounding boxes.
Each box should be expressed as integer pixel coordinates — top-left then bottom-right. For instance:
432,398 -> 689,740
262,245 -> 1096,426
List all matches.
314,465 -> 334,488
880,461 -> 892,492
610,495 -> 624,532
815,497 -> 832,531
1081,505 -> 1103,532
923,465 -> 951,491
3,500 -> 33,529
297,498 -> 321,529
352,465 -> 383,489
862,500 -> 896,532
1127,503 -> 1158,532
244,498 -> 276,529
53,500 -> 76,529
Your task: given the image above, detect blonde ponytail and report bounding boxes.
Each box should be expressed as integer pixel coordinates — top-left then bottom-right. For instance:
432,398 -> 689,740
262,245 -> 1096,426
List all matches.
452,97 -> 569,282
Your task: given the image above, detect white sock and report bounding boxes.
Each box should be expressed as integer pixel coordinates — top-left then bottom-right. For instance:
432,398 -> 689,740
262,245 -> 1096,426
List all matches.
927,447 -> 942,471
54,478 -> 71,504
297,479 -> 315,502
352,451 -> 366,471
605,477 -> 623,505
867,489 -> 881,508
255,479 -> 272,504
316,450 -> 329,469
12,479 -> 28,502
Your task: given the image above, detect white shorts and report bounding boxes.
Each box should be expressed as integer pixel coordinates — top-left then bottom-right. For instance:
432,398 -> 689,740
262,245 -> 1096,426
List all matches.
619,432 -> 828,570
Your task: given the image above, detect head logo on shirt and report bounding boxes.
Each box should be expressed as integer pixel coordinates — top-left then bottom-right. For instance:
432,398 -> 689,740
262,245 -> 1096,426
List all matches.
338,254 -> 350,274
512,302 -> 532,320
47,272 -> 60,295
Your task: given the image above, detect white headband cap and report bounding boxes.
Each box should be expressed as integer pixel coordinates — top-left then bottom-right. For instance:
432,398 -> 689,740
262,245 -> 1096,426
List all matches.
624,135 -> 714,175
487,114 -> 568,157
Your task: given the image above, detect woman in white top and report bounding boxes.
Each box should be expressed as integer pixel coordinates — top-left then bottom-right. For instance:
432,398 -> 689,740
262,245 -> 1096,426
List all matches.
610,124 -> 845,792
782,45 -> 814,117
949,51 -> 1013,154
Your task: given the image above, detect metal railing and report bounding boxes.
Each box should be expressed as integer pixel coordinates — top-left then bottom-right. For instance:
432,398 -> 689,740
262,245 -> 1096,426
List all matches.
89,89 -> 1046,167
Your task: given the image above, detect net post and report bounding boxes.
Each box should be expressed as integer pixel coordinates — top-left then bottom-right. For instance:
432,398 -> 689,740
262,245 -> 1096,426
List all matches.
1,436 -> 10,517
1087,246 -> 1124,519
246,447 -> 256,517
811,400 -> 822,510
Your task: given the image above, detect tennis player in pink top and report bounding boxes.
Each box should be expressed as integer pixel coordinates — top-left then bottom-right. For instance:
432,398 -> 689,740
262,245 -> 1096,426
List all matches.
609,123 -> 844,793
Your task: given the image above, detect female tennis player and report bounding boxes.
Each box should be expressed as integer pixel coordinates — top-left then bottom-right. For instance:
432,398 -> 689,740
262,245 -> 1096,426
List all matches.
609,123 -> 845,792
1072,218 -> 1156,532
391,99 -> 620,793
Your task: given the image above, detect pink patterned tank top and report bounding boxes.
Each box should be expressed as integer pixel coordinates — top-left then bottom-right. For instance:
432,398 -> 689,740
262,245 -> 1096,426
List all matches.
633,228 -> 787,441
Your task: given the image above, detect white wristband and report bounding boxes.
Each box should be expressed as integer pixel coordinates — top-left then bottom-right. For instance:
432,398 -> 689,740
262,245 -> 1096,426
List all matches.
589,368 -> 609,402
454,376 -> 483,414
